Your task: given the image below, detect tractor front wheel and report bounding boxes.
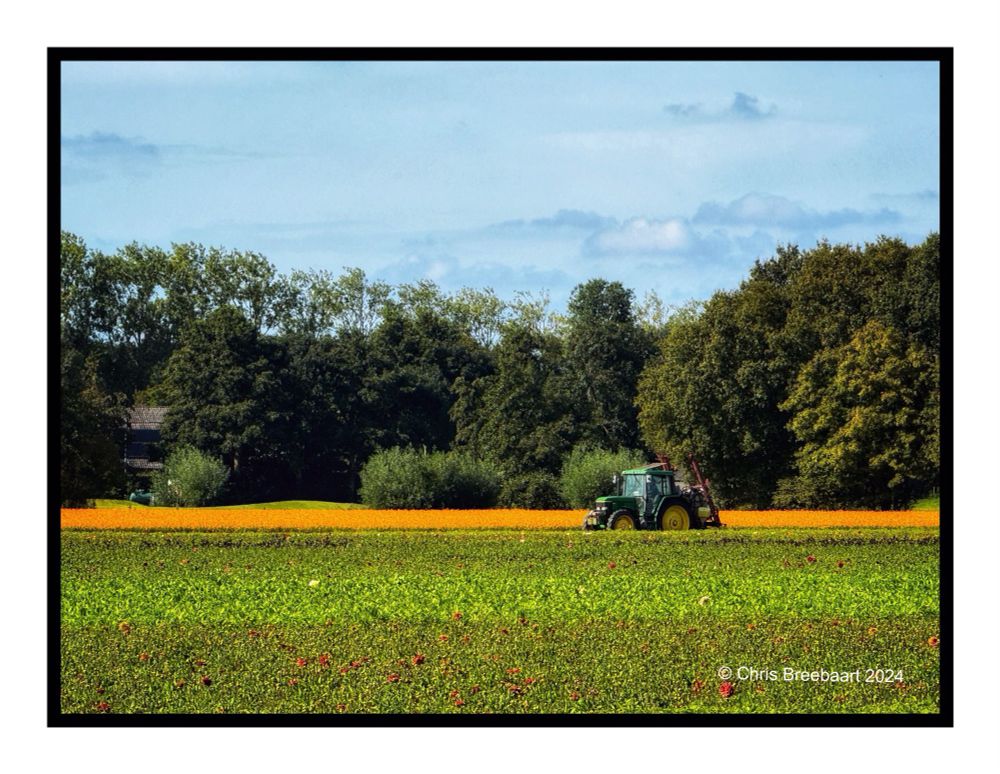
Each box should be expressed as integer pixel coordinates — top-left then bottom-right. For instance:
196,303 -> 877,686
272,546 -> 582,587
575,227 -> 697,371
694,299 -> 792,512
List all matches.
608,510 -> 636,530
660,504 -> 692,531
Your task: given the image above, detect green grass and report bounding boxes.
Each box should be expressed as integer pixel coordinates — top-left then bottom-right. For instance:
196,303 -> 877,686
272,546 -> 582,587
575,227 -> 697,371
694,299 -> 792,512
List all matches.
911,496 -> 940,511
210,500 -> 365,509
92,499 -> 364,510
60,528 -> 940,714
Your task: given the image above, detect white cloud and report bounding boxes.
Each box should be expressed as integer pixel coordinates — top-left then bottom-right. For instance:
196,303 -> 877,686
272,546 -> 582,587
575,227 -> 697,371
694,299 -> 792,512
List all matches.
545,120 -> 867,162
585,217 -> 692,255
694,192 -> 902,229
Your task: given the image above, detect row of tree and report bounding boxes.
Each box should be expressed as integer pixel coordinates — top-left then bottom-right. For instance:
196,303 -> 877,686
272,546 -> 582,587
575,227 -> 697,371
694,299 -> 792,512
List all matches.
637,236 -> 940,507
59,231 -> 940,508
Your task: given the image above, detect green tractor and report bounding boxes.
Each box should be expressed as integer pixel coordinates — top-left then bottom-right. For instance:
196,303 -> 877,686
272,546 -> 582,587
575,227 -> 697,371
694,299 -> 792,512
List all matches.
583,455 -> 722,531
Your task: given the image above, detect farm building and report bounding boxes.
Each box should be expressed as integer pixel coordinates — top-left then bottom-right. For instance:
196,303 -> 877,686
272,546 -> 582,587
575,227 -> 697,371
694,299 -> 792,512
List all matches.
124,405 -> 167,475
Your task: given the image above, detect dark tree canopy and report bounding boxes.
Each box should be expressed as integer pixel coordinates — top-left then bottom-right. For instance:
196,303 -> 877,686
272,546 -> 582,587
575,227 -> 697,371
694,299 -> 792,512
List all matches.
637,235 -> 940,508
60,231 -> 939,508
157,306 -> 294,501
60,341 -> 126,504
564,279 -> 653,451
776,320 -> 939,508
451,322 -> 579,484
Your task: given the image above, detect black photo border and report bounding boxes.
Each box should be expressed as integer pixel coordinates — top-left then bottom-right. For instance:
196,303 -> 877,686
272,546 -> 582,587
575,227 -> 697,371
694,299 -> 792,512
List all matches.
47,46 -> 953,728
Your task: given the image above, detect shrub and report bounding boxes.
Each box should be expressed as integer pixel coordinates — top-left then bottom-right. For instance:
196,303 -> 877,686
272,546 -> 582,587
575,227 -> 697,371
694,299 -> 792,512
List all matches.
426,452 -> 501,508
359,447 -> 499,509
559,445 -> 649,508
151,446 -> 229,507
498,472 -> 566,509
359,448 -> 437,509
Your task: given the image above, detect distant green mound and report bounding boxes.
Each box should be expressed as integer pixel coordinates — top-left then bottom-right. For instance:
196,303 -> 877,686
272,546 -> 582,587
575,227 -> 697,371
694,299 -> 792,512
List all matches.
911,496 -> 940,511
213,500 -> 366,510
91,499 -> 364,510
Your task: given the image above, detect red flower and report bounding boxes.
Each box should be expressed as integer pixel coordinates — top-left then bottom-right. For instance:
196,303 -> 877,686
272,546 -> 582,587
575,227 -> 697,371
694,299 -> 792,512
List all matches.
412,653 -> 426,666
448,689 -> 460,699
454,698 -> 465,707
295,657 -> 308,667
608,561 -> 617,569
806,555 -> 817,563
438,634 -> 449,642
569,691 -> 580,701
336,703 -> 347,712
718,681 -> 734,698
386,673 -> 400,683
836,560 -> 845,568
287,678 -> 299,686
200,675 -> 212,687
506,667 -> 521,674
317,653 -> 331,667
452,611 -> 463,620
928,636 -> 940,648
138,652 -> 149,662
524,677 -> 536,685
470,685 -> 480,694
95,701 -> 111,712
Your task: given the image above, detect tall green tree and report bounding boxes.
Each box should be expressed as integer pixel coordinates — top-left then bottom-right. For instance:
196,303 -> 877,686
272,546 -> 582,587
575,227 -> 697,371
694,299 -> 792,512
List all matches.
637,249 -> 801,506
157,306 -> 294,501
60,231 -> 95,347
367,305 -> 492,453
445,287 -> 508,348
637,236 -> 940,508
451,322 -> 578,481
281,329 -> 377,499
202,247 -> 297,334
60,342 -> 126,504
776,320 -> 938,508
564,279 -> 653,450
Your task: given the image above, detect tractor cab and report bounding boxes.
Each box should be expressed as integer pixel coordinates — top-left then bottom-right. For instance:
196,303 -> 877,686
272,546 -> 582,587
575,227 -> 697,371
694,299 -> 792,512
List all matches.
583,458 -> 722,531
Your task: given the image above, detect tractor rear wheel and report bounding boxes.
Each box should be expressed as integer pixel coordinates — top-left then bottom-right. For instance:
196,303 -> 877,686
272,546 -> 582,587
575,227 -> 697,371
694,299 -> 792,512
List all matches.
608,510 -> 636,530
660,504 -> 691,531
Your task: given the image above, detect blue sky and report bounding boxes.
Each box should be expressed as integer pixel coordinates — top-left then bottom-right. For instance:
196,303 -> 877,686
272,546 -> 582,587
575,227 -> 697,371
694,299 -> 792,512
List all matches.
60,60 -> 940,309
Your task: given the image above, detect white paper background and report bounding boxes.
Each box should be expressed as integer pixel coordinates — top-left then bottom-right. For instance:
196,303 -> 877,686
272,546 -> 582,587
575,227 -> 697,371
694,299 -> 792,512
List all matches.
2,1 -> 997,771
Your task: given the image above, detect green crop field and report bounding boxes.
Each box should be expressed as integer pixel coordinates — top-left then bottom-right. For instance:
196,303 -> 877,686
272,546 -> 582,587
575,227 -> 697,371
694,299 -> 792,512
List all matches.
60,528 -> 940,714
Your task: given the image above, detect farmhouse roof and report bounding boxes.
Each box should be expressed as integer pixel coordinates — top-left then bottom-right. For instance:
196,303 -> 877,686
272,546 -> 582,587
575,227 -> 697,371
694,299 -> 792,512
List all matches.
127,405 -> 168,430
124,457 -> 164,470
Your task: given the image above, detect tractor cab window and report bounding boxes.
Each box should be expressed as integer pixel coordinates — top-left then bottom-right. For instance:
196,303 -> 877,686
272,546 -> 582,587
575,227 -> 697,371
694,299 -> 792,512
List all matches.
646,476 -> 669,498
645,477 -> 656,499
622,474 -> 644,498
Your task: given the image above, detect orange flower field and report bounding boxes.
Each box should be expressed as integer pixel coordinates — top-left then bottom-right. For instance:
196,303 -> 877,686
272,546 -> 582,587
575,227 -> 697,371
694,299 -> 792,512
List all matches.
61,507 -> 939,530
720,510 -> 939,528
